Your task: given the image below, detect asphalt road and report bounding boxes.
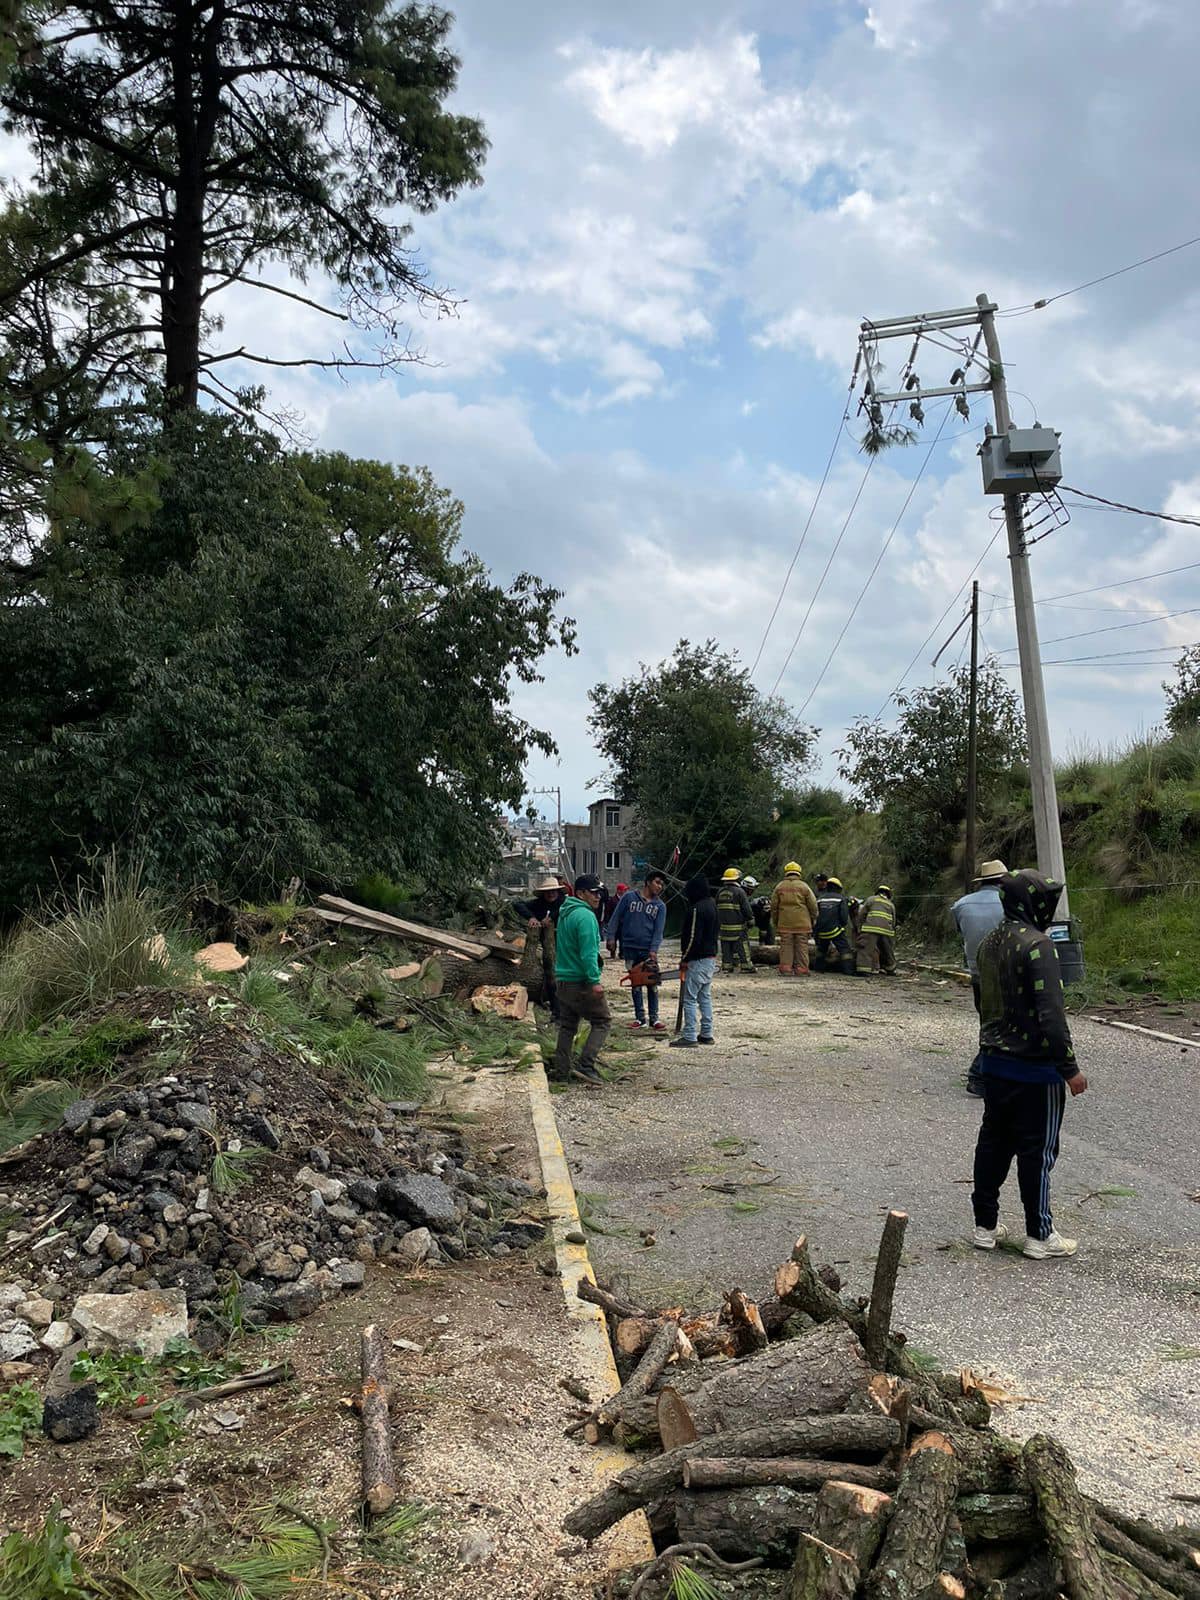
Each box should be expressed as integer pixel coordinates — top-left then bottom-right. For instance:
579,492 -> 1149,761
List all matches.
557,950 -> 1200,1519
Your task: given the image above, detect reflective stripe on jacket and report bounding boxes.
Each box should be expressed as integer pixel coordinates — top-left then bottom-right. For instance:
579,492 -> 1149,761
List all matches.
716,883 -> 752,936
859,895 -> 896,937
814,892 -> 850,939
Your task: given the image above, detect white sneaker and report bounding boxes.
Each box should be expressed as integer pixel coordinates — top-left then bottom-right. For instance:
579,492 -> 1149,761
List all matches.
1023,1231 -> 1077,1259
972,1223 -> 1009,1250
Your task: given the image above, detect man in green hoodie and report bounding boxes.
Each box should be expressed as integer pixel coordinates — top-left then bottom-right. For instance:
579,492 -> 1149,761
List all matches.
553,873 -> 610,1086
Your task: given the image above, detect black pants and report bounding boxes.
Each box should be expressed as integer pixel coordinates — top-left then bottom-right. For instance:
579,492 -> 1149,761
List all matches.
554,981 -> 611,1078
967,978 -> 983,1085
972,1077 -> 1066,1241
815,932 -> 855,973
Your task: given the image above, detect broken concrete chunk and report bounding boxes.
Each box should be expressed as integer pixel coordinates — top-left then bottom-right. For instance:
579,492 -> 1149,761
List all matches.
70,1288 -> 188,1358
377,1173 -> 458,1230
0,1323 -> 39,1360
82,1225 -> 110,1257
394,1227 -> 435,1267
173,1101 -> 215,1132
41,1320 -> 76,1354
17,1297 -> 53,1329
330,1261 -> 366,1290
294,1166 -> 345,1203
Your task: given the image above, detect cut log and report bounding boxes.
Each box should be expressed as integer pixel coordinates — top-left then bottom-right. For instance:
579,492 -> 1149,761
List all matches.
595,1320 -> 679,1432
657,1388 -> 699,1453
360,1324 -> 396,1518
954,1494 -> 1038,1543
649,1321 -> 870,1444
668,1487 -> 816,1563
684,1458 -> 897,1494
791,1481 -> 894,1600
195,940 -> 248,973
865,1432 -> 960,1600
469,983 -> 529,1021
471,930 -> 526,960
1098,1507 -> 1200,1579
575,1278 -> 648,1322
382,962 -> 421,981
562,1413 -> 899,1541
317,896 -> 491,960
1024,1434 -> 1113,1600
864,1210 -> 908,1371
724,1289 -> 770,1353
1096,1515 -> 1200,1600
616,1316 -> 660,1360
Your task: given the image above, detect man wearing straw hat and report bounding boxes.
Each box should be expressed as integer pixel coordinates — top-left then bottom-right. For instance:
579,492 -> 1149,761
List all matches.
952,859 -> 1008,1096
515,875 -> 566,1020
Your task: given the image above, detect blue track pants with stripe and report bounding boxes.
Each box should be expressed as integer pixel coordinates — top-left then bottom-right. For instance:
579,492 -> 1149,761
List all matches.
971,1078 -> 1066,1241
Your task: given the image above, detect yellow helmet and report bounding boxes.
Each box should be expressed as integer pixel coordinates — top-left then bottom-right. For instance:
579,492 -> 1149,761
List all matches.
784,861 -> 802,876
722,866 -> 741,881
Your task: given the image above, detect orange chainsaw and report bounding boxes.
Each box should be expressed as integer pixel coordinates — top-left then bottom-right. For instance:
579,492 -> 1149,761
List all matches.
619,954 -> 680,989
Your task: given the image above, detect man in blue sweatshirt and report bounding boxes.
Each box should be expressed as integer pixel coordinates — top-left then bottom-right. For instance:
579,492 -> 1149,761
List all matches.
604,871 -> 668,1032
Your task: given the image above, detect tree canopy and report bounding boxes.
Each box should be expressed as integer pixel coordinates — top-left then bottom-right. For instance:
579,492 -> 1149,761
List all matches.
1163,646 -> 1200,736
837,662 -> 1026,882
0,0 -> 485,446
587,640 -> 817,878
0,414 -> 573,913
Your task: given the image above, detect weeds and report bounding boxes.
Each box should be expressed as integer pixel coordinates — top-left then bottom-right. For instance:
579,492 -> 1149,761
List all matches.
0,1507 -> 88,1600
0,1383 -> 43,1459
668,1562 -> 723,1600
161,1336 -> 242,1389
0,856 -> 189,1032
71,1348 -> 158,1408
362,1504 -> 432,1565
211,1143 -> 267,1195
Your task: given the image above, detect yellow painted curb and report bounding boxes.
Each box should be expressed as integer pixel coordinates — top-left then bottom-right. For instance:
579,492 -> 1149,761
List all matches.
523,1046 -> 656,1568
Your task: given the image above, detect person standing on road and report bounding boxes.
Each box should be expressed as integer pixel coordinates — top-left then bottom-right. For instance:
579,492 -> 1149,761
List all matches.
953,859 -> 1009,1097
971,869 -> 1088,1260
605,871 -> 669,1033
858,884 -> 898,974
814,876 -> 857,974
552,874 -> 611,1087
514,875 -> 566,1022
670,873 -> 719,1049
770,863 -> 818,976
716,867 -> 756,973
743,877 -> 774,947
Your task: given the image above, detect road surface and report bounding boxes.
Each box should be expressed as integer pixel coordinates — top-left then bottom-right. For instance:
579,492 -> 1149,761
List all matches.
558,951 -> 1200,1518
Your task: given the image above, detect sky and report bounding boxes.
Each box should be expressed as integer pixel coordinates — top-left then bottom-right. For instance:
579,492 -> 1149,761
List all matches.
18,0 -> 1200,825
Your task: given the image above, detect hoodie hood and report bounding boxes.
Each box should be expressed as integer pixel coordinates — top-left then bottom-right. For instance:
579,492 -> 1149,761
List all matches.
685,873 -> 712,903
999,869 -> 1063,932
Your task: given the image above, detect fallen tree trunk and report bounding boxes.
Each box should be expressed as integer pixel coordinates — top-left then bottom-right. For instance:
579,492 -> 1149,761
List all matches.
563,1414 -> 900,1541
865,1432 -> 960,1600
668,1487 -> 816,1563
361,1324 -> 396,1518
792,1481 -> 893,1600
1024,1433 -> 1113,1600
1095,1515 -> 1200,1600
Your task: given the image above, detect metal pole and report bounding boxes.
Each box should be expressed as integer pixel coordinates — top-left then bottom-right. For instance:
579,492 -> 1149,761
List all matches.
964,581 -> 979,897
976,293 -> 1069,914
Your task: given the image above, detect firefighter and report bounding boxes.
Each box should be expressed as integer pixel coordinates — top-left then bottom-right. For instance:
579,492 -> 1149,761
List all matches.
743,876 -> 774,945
716,867 -> 756,973
813,875 -> 856,974
858,884 -> 898,975
769,863 -> 818,975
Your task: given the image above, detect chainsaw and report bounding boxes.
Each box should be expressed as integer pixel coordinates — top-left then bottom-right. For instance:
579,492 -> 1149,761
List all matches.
619,955 -> 681,988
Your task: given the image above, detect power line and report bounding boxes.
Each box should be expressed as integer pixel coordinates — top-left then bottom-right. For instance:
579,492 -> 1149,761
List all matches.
998,231 -> 1200,318
767,454 -> 877,697
998,640 -> 1200,666
796,403 -> 952,715
986,560 -> 1200,609
1057,484 -> 1200,528
995,604 -> 1200,652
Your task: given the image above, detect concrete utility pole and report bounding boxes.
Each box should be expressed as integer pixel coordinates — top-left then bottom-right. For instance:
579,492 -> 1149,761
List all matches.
975,294 -> 1068,913
527,785 -> 568,879
964,580 -> 979,899
859,296 -> 1069,919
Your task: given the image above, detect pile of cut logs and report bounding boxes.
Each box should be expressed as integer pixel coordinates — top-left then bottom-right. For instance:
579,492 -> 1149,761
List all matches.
564,1214 -> 1200,1599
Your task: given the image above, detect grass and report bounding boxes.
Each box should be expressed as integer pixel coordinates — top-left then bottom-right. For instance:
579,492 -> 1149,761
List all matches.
0,1015 -> 155,1153
211,1143 -> 268,1195
0,856 -> 190,1032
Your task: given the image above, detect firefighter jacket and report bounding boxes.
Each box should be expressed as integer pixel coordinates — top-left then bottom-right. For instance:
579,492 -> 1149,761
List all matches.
770,876 -> 818,933
859,894 -> 896,937
814,890 -> 851,940
716,882 -> 753,938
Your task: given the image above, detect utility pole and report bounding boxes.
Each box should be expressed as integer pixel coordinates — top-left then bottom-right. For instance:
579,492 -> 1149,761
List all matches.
975,293 -> 1068,914
858,296 -> 1069,920
527,785 -> 568,879
964,580 -> 979,897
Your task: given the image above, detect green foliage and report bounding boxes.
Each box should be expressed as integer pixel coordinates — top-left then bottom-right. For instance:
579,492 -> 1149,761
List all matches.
668,1561 -> 723,1600
363,1504 -> 433,1565
0,1508 -> 88,1600
588,640 -> 817,876
211,1144 -> 268,1196
0,1382 -> 43,1459
0,858 -> 183,1029
0,1015 -> 152,1088
160,1337 -> 242,1390
1164,645 -> 1200,735
838,662 -> 1026,886
71,1348 -> 158,1409
0,416 -> 573,914
349,871 -> 420,915
0,0 -> 485,439
139,1398 -> 188,1456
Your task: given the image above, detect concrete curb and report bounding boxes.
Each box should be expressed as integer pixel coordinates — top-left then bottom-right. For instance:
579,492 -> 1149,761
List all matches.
522,1045 -> 655,1568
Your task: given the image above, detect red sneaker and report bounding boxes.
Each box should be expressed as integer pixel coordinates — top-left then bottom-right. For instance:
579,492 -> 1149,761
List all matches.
651,1021 -> 667,1034
628,1020 -> 646,1030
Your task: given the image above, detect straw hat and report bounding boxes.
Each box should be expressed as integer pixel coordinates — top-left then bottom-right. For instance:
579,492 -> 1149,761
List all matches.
976,860 -> 1008,882
533,875 -> 563,892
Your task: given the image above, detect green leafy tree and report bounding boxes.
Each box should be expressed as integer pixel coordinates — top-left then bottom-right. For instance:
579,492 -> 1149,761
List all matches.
0,0 -> 486,439
1163,646 -> 1200,735
0,414 -> 573,913
837,662 -> 1026,882
587,641 -> 817,876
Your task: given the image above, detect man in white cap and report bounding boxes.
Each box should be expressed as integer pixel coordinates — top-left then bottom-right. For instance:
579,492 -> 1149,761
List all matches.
952,859 -> 1008,1096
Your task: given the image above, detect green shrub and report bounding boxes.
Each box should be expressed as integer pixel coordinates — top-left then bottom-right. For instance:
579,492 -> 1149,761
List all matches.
0,1383 -> 43,1459
0,857 -> 187,1031
349,871 -> 420,915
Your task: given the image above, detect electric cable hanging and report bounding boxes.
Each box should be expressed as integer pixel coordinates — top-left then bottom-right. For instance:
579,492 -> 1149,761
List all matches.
1056,485 -> 1200,528
998,232 -> 1200,318
995,605 -> 1200,652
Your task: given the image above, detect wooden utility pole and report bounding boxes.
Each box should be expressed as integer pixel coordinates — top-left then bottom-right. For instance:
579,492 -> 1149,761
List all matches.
964,581 -> 979,896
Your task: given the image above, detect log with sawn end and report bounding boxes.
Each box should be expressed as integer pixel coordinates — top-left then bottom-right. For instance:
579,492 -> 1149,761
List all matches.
865,1431 -> 960,1600
684,1457 -> 898,1494
791,1479 -> 894,1600
361,1323 -> 396,1518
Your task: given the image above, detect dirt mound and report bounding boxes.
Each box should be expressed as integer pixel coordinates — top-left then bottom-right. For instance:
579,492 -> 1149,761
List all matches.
0,988 -> 544,1353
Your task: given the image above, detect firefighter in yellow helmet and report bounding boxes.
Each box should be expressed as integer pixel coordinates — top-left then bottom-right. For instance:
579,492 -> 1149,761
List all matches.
770,862 -> 818,976
813,875 -> 857,975
858,884 -> 898,975
716,867 -> 755,973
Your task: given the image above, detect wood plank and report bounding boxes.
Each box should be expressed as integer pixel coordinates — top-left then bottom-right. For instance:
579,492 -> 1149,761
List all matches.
316,896 -> 490,960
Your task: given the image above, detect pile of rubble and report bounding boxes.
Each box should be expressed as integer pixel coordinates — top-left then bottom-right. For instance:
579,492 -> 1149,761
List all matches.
0,987 -> 544,1364
565,1218 -> 1200,1599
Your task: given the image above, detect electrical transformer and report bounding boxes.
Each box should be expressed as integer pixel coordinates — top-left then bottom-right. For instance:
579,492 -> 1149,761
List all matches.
979,425 -> 1062,494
